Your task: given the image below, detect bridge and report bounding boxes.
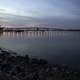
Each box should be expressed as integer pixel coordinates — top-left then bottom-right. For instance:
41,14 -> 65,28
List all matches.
0,26 -> 80,32
3,27 -> 60,32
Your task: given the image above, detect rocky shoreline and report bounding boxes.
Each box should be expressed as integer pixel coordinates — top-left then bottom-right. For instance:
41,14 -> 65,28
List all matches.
0,48 -> 80,80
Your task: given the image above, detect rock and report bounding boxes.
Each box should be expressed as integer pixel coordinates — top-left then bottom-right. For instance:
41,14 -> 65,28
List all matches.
0,71 -> 19,80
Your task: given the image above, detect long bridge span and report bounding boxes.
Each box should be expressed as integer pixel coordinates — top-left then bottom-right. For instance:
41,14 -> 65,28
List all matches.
3,27 -> 62,32
1,27 -> 80,32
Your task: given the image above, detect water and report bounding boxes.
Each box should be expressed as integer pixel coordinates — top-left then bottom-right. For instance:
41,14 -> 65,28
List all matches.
0,31 -> 80,69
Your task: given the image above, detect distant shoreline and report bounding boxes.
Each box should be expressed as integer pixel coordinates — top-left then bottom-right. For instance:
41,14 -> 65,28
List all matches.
1,27 -> 80,32
3,29 -> 80,32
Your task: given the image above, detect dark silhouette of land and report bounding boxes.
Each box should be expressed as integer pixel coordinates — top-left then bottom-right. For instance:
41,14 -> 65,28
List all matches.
2,27 -> 80,32
0,24 -> 80,32
0,48 -> 80,80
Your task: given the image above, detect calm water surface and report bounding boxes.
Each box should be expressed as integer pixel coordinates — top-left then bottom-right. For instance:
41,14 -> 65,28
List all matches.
0,31 -> 80,69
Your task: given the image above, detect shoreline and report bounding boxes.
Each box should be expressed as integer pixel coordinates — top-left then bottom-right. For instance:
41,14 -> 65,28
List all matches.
0,48 -> 80,80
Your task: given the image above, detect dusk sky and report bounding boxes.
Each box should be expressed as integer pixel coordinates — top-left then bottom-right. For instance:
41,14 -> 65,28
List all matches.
0,0 -> 80,28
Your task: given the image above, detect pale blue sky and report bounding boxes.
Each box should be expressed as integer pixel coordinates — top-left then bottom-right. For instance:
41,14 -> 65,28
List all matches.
0,0 -> 80,28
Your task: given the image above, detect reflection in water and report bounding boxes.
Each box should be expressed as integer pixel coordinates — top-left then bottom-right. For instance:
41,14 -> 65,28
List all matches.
0,31 -> 80,70
0,32 -> 3,37
2,31 -> 68,38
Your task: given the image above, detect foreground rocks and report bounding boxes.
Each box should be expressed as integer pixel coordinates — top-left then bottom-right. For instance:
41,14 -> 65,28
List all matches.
0,48 -> 80,80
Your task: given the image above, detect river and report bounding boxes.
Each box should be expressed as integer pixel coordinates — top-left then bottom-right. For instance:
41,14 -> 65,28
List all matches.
0,31 -> 80,69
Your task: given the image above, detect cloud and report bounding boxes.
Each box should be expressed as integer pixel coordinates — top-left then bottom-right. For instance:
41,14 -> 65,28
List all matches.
0,9 -> 6,12
69,0 -> 80,7
0,12 -> 80,28
0,0 -> 80,28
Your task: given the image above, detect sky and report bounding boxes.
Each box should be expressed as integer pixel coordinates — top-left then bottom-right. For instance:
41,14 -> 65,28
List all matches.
0,0 -> 80,28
